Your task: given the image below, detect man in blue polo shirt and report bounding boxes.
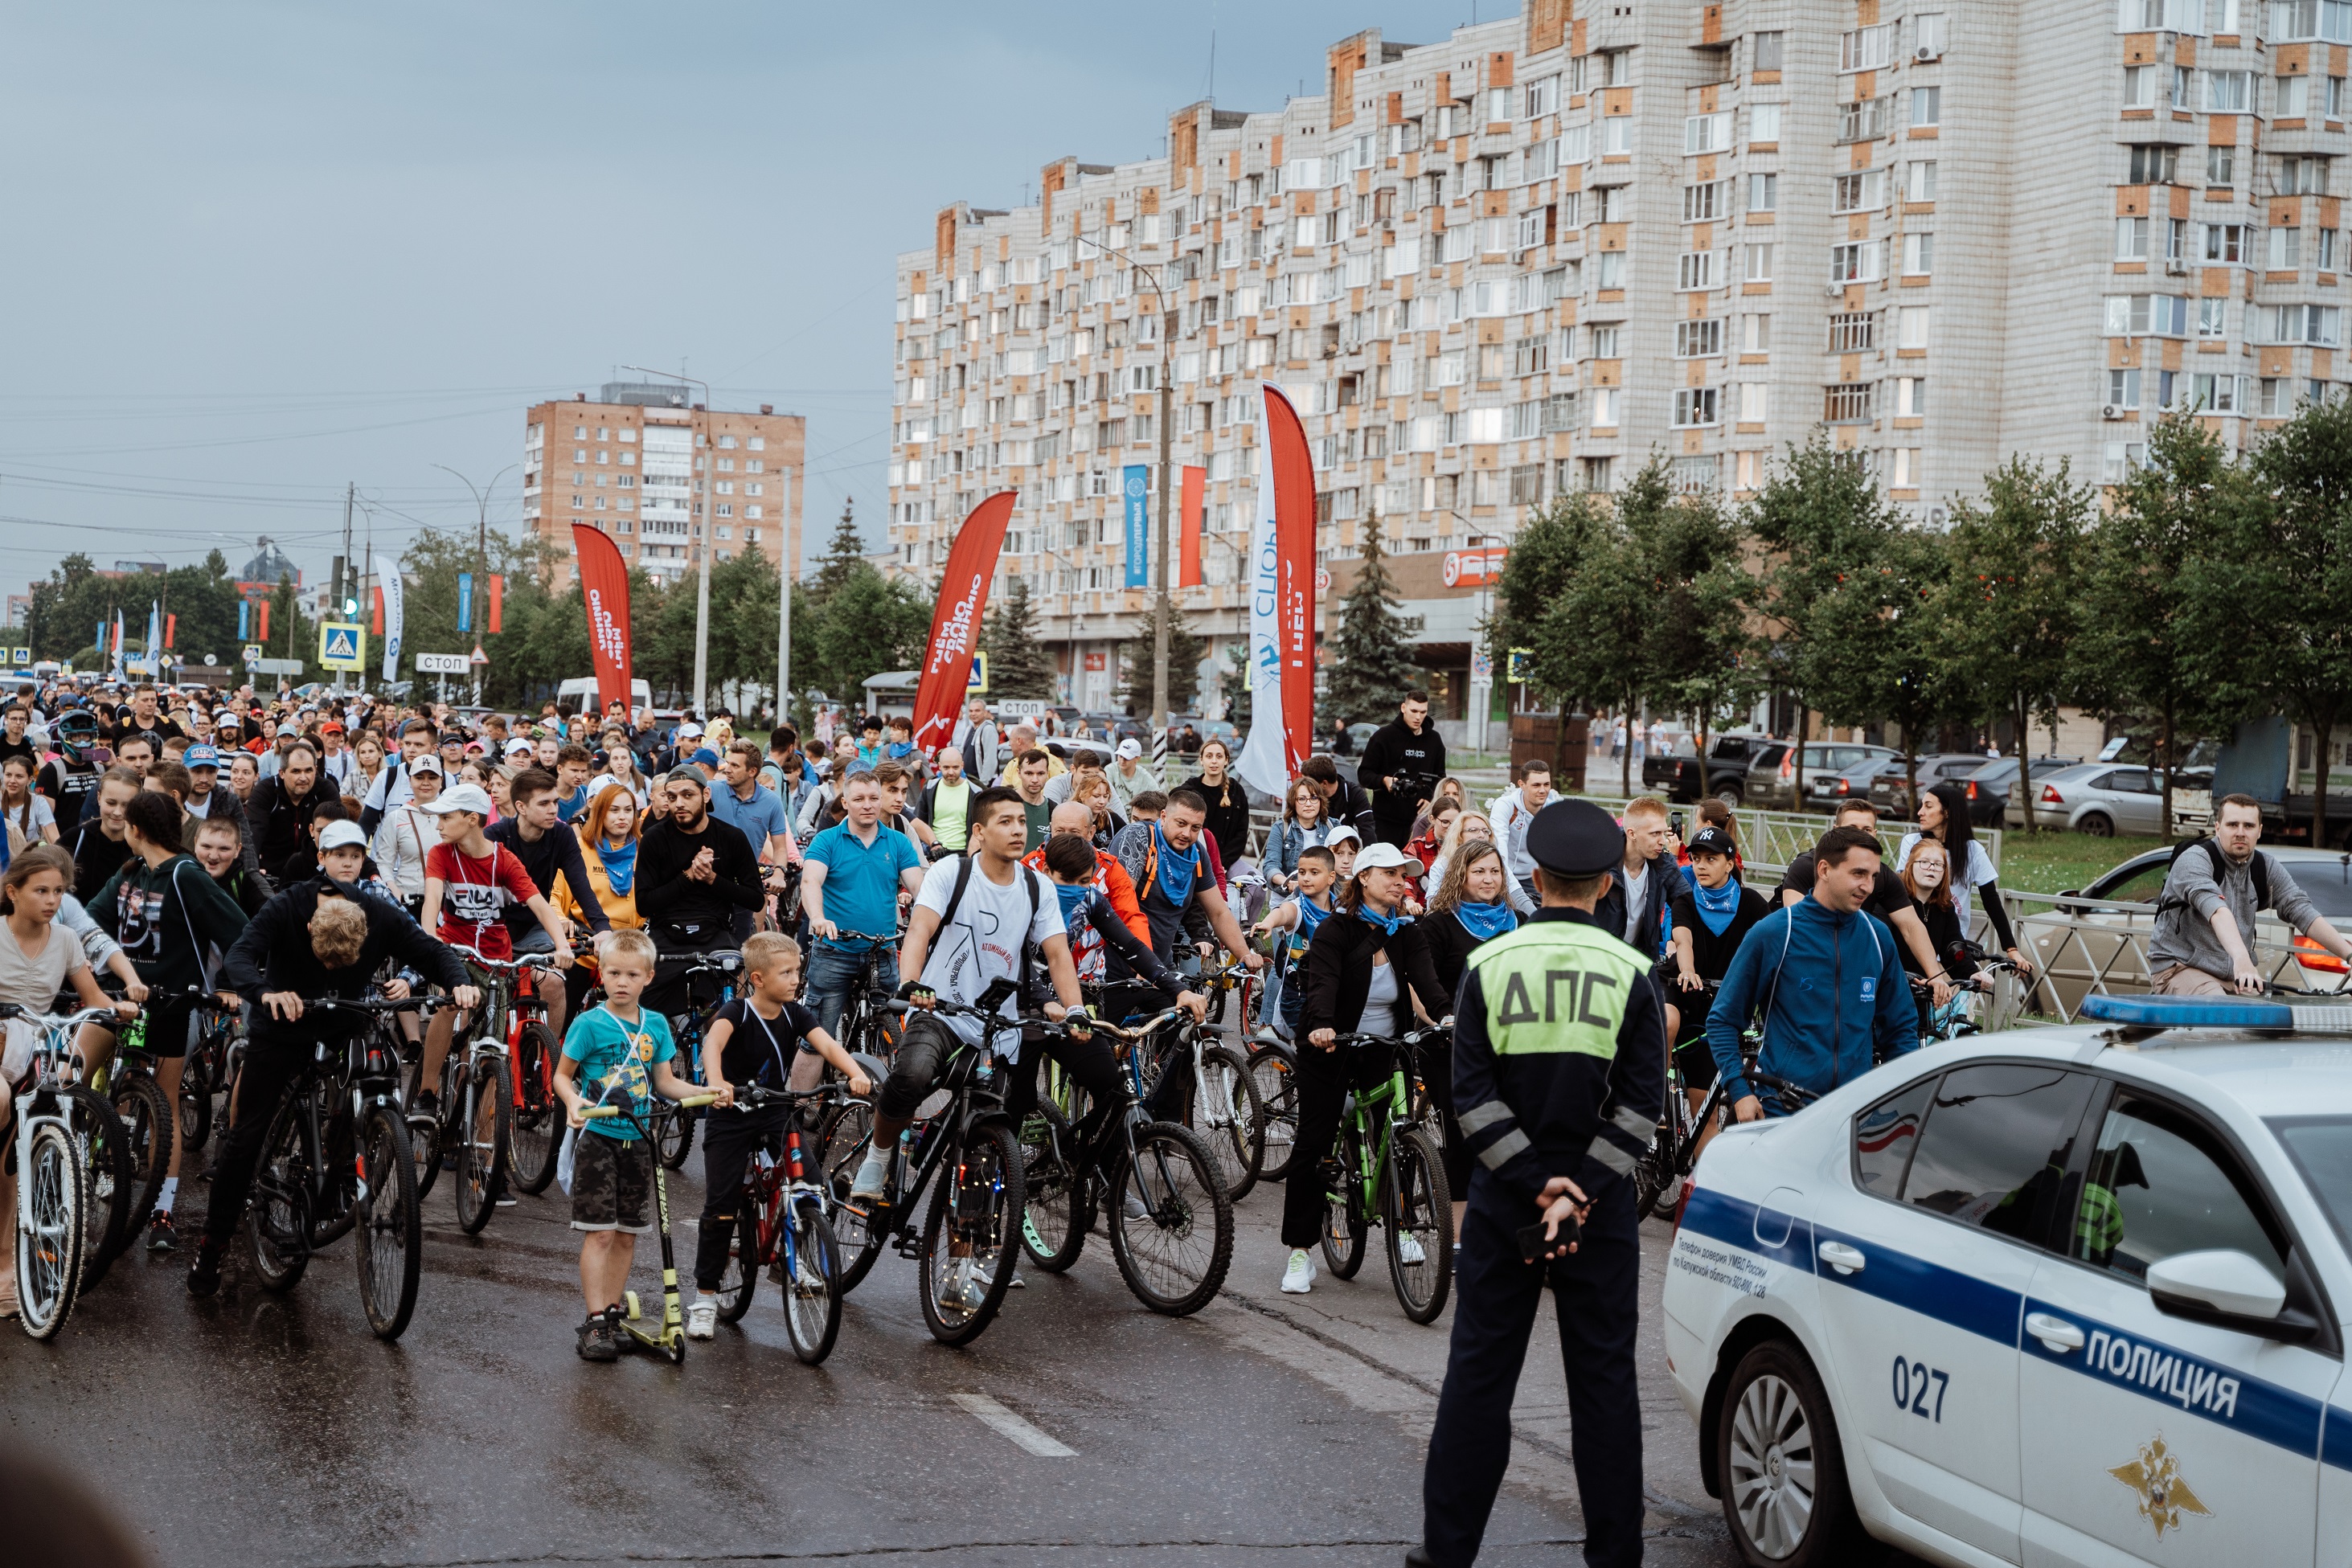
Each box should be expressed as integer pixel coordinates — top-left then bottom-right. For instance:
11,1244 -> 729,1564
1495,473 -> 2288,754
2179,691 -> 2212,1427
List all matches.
710,740 -> 797,938
801,769 -> 925,1041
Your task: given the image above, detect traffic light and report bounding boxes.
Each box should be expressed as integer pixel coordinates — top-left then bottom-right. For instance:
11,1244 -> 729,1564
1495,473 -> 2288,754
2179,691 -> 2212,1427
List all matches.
342,595 -> 359,617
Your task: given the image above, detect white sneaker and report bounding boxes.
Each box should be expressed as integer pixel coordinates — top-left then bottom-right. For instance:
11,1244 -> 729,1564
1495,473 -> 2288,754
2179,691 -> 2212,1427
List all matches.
1395,1231 -> 1427,1267
849,1149 -> 891,1202
1124,1192 -> 1150,1221
943,1258 -> 988,1312
1280,1248 -> 1315,1294
685,1300 -> 717,1340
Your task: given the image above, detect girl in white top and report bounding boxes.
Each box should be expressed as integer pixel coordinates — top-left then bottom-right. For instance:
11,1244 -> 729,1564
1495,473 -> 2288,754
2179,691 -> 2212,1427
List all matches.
1895,782 -> 2032,978
372,754 -> 446,903
2,756 -> 56,850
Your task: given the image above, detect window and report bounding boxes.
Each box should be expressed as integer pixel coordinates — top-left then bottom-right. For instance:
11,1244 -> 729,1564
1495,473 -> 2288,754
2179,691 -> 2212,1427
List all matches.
1895,1065 -> 2096,1238
1673,387 -> 1720,427
2204,223 -> 2249,263
1903,162 -> 1938,205
1684,180 -> 1726,221
1902,232 -> 1936,275
2208,145 -> 2235,188
2324,228 -> 2343,270
1510,400 -> 1545,439
2073,1096 -> 2284,1285
2271,224 -> 2304,269
1685,112 -> 1731,154
2116,216 -> 2149,260
1749,103 -> 1783,144
1841,23 -> 1895,72
1824,383 -> 1874,421
1830,240 -> 1883,281
1916,12 -> 1949,53
1753,31 -> 1784,71
1591,387 -> 1620,427
2268,302 -> 2342,343
2199,297 -> 2228,337
2334,76 -> 2349,117
1898,305 -> 1931,348
1672,455 -> 1721,493
1678,250 -> 1719,289
1834,170 -> 1884,213
2174,64 -> 2195,108
2276,154 -> 2329,194
1890,447 -> 1922,488
2129,145 -> 2180,184
1525,74 -> 1559,117
1912,86 -> 1941,127
1742,314 -> 1772,351
1838,96 -> 1888,142
1677,318 -> 1724,357
1737,382 -> 1768,420
1896,377 -> 1927,416
1604,50 -> 1631,86
1604,113 -> 1635,154
2208,70 -> 2250,110
1546,392 -> 1578,432
1590,325 -> 1621,358
2279,72 -> 2311,119
1744,243 -> 1774,281
1829,311 -> 1877,351
1748,173 -> 1778,211
2109,367 -> 2143,408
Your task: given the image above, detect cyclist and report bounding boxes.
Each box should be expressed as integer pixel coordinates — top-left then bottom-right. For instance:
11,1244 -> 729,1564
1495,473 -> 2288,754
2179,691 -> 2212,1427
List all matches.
486,767 -> 610,1046
192,841 -> 477,1296
244,743 -> 334,880
1707,825 -> 1920,1123
635,768 -> 765,1021
1775,797 -> 1957,1009
1110,788 -> 1263,978
801,770 -> 926,1042
1895,781 -> 2033,984
1263,778 -> 1334,896
1283,841 -> 1448,1296
1250,843 -> 1338,1042
913,746 -> 974,857
1898,838 -> 1988,1037
2149,792 -> 2352,993
357,718 -> 436,835
70,767 -> 141,901
191,817 -> 270,918
1658,825 -> 1769,1172
711,740 -> 800,935
1595,797 -> 1678,961
1173,739 -> 1252,871
369,752 -> 445,912
1358,690 -> 1446,847
84,792 -> 251,1250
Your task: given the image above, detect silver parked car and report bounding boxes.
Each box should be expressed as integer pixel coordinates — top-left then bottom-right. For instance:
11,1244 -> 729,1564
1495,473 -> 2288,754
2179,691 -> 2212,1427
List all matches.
1871,751 -> 1997,818
1748,743 -> 1895,812
2006,761 -> 2167,835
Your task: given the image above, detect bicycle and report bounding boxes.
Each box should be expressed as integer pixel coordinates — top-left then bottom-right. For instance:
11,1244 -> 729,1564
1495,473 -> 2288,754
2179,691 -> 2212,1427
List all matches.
1308,1027 -> 1454,1325
1016,1008 -> 1236,1317
175,995 -> 244,1153
245,995 -> 439,1341
653,947 -> 750,1170
78,993 -> 182,1267
708,1083 -> 846,1365
2,1003 -> 126,1338
576,1089 -> 720,1365
1244,1037 -> 1302,1182
817,930 -> 906,1065
1632,1024 -> 1817,1222
1119,1005 -> 1267,1202
824,985 -> 1030,1346
1915,944 -> 2022,1046
408,953 -> 554,1232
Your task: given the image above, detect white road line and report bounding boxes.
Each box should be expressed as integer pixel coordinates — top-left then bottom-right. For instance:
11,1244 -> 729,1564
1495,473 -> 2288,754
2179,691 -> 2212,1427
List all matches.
952,1392 -> 1076,1457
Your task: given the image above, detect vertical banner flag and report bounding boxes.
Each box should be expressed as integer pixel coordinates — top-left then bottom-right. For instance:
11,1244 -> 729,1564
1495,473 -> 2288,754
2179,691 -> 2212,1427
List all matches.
1179,465 -> 1205,587
487,573 -> 505,635
145,602 -> 162,672
572,526 -> 634,716
910,492 -> 1018,755
164,613 -> 176,650
1121,465 -> 1150,588
1235,383 -> 1317,797
375,554 -> 404,682
457,572 -> 473,633
256,601 -> 269,644
238,600 -> 250,641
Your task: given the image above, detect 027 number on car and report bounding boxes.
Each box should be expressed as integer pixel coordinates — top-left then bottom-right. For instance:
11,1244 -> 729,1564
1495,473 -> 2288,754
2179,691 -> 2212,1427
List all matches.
1891,1356 -> 1948,1423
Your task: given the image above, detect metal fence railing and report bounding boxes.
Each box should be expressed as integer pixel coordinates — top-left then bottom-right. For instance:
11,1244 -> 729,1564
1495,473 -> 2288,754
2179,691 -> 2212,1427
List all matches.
2002,890 -> 2337,1022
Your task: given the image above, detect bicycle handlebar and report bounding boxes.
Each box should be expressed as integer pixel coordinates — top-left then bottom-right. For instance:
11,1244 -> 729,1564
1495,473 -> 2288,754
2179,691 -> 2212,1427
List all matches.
582,1091 -> 719,1120
0,1002 -> 126,1032
468,953 -> 559,973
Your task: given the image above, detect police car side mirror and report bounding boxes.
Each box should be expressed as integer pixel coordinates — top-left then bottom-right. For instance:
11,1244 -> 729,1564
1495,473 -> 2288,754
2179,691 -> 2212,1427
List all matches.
2145,1248 -> 2288,1328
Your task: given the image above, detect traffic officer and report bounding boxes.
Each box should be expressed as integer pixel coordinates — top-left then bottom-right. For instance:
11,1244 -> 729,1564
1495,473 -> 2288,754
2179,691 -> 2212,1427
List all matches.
1412,798 -> 1666,1568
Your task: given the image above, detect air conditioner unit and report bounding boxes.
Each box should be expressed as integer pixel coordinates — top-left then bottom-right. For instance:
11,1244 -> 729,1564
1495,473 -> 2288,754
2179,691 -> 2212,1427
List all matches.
2165,260 -> 2188,275
1826,282 -> 1849,297
1915,44 -> 1942,63
2102,403 -> 2129,420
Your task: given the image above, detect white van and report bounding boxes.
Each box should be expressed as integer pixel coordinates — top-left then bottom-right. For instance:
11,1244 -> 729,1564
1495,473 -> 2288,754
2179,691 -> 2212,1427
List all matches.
555,677 -> 653,721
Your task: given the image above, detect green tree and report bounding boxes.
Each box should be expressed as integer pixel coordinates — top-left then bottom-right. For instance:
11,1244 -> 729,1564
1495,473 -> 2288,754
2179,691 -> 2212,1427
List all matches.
1938,456 -> 2093,825
1812,526 -> 1959,808
794,562 -> 931,711
1120,599 -> 1202,714
1635,477 -> 1760,800
1218,641 -> 1252,727
981,576 -> 1057,700
1494,478 -> 1651,795
1321,508 -> 1425,727
809,497 -> 870,604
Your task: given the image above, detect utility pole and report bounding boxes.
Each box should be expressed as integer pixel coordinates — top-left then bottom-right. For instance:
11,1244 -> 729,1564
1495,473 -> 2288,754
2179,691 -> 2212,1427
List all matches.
335,481 -> 354,694
775,465 -> 793,725
623,366 -> 715,715
433,463 -> 515,707
1076,236 -> 1175,735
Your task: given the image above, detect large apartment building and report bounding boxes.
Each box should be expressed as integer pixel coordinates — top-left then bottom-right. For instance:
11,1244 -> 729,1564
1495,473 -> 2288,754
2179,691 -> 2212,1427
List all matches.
890,2 -> 2352,723
523,383 -> 806,587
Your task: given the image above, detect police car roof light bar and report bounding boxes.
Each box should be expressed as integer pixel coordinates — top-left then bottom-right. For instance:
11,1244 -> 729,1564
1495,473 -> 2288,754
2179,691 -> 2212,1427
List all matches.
2079,994 -> 2352,1033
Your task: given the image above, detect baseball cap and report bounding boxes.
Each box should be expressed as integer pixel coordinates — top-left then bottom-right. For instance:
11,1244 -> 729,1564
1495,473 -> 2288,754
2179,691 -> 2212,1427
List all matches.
275,721 -> 299,738
502,737 -> 535,758
409,753 -> 445,776
1687,826 -> 1737,858
1354,841 -> 1413,872
317,821 -> 368,853
662,766 -> 707,791
184,744 -> 220,769
1116,738 -> 1143,760
1324,825 -> 1362,848
690,747 -> 720,768
419,782 -> 494,817
322,721 -> 344,735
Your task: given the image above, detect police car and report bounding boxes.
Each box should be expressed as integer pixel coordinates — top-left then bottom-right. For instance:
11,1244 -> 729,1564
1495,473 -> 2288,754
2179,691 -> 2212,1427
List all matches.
1662,993 -> 2352,1567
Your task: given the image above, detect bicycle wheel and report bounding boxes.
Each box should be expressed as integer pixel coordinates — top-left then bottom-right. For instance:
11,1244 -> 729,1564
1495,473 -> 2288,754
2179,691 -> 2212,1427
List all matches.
507,1021 -> 563,1195
781,1202 -> 842,1365
1317,1127 -> 1368,1279
178,1048 -> 215,1151
454,1055 -> 512,1235
712,1206 -> 760,1324
1106,1121 -> 1234,1316
1188,1045 -> 1266,1203
15,1120 -> 86,1341
916,1120 -> 1024,1347
408,1083 -> 444,1204
655,1101 -> 696,1170
820,1099 -> 886,1294
354,1103 -> 422,1341
64,1087 -> 133,1286
113,1071 -> 173,1240
1017,1101 -> 1091,1272
1633,1123 -> 1678,1222
244,1090 -> 312,1293
1383,1126 -> 1454,1324
1246,1043 -> 1301,1182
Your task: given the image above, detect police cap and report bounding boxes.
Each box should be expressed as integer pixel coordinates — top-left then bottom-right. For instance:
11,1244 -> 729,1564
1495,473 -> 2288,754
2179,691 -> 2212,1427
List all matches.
1526,796 -> 1625,877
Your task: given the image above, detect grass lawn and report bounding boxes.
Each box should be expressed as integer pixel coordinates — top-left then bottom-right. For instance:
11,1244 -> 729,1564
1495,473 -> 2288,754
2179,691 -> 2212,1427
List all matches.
1993,829 -> 2169,895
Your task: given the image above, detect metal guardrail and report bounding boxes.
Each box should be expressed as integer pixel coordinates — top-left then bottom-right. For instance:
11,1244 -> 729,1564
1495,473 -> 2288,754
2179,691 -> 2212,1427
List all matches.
2002,890 -> 2338,1022
1559,794 -> 2002,874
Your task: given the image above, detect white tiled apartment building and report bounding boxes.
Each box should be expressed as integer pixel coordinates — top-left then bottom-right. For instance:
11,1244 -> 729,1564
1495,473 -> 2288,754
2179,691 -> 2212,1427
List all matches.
889,1 -> 2351,718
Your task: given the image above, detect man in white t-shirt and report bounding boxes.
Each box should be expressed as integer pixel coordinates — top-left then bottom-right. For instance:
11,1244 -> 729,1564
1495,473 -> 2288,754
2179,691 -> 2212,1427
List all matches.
848,788 -> 1084,1247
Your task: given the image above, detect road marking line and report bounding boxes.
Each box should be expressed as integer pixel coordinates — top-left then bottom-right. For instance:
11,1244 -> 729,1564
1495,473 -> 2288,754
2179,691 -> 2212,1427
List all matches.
952,1392 -> 1076,1456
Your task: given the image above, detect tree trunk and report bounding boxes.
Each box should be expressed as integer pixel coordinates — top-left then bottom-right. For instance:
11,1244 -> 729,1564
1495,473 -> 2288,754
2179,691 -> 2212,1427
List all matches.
1792,698 -> 1807,809
2304,706 -> 2340,850
1697,709 -> 1713,803
2159,698 -> 2176,845
2014,693 -> 2036,835
1621,694 -> 1637,799
1904,751 -> 1920,824
1553,697 -> 1573,783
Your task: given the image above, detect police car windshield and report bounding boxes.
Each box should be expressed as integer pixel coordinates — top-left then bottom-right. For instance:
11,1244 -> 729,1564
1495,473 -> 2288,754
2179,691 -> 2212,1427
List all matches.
2268,1116 -> 2352,1257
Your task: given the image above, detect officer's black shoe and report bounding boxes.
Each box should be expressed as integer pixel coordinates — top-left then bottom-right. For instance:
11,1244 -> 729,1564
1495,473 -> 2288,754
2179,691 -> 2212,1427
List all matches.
186,1235 -> 226,1297
1403,1548 -> 1439,1568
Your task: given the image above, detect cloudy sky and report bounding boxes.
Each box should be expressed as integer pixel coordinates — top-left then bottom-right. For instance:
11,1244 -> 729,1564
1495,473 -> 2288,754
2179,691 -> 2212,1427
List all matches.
0,1 -> 1505,600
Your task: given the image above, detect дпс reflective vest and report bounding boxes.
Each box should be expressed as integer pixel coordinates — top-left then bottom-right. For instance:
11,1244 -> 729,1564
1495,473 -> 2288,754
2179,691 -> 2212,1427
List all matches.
1469,919 -> 1647,1058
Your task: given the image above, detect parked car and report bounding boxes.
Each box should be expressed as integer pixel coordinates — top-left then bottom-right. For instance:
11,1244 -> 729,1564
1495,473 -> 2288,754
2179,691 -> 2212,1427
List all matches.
1952,755 -> 2080,827
2006,761 -> 2169,835
1641,731 -> 1779,804
1871,751 -> 1998,819
1747,742 -> 1896,812
1805,750 -> 1907,813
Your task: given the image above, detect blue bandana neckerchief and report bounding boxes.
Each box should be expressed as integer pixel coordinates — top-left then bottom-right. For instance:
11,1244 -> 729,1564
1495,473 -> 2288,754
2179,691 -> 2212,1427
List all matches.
1455,899 -> 1517,941
1691,875 -> 1742,935
1150,823 -> 1199,907
595,837 -> 639,897
1355,902 -> 1412,938
1054,880 -> 1092,931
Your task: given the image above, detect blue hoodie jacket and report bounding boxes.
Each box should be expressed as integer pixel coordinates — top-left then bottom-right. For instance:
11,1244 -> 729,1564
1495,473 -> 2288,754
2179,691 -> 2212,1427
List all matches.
1707,895 -> 1917,1112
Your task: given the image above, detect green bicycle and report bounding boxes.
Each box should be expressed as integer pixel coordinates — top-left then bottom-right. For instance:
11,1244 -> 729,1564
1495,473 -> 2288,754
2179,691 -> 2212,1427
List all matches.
1313,1026 -> 1454,1325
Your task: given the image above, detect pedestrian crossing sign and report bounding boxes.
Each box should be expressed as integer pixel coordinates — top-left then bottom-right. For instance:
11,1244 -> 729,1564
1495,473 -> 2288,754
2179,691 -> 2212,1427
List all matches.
318,621 -> 367,671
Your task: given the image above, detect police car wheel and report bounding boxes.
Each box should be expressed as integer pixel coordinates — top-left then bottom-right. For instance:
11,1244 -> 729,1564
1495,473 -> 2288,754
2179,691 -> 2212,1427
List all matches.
1716,1340 -> 1863,1566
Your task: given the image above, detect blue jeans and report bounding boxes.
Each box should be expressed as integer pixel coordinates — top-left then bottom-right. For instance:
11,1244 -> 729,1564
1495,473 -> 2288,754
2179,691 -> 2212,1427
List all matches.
806,941 -> 898,1044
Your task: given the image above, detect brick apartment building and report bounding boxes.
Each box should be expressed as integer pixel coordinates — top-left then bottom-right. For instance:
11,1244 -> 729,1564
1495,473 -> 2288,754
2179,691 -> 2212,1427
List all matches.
887,1 -> 2352,726
523,383 -> 806,587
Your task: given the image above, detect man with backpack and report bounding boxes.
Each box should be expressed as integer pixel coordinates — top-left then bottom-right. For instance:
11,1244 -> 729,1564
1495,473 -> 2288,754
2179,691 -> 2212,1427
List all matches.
2151,793 -> 2350,994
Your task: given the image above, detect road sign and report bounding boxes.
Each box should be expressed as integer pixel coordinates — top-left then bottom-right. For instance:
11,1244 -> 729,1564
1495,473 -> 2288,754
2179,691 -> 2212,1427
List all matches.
7,647 -> 27,665
415,653 -> 470,675
242,644 -> 264,665
969,651 -> 989,694
995,699 -> 1051,719
251,657 -> 305,676
469,645 -> 489,667
318,622 -> 366,671
1506,647 -> 1535,685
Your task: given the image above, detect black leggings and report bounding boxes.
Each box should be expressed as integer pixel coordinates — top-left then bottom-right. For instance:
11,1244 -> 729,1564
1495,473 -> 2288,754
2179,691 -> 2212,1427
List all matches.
693,1103 -> 790,1289
876,1012 -> 961,1122
201,1038 -> 314,1248
1004,1030 -> 1130,1167
1279,1039 -> 1401,1251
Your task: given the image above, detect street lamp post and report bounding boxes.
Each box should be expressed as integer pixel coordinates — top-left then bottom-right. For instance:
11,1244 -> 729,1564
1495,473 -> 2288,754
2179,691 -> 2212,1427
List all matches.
622,366 -> 717,716
1076,235 -> 1175,737
432,462 -> 516,706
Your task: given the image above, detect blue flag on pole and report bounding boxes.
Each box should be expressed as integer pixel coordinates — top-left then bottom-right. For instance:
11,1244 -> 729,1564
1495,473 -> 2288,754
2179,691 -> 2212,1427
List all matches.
457,572 -> 473,633
238,600 -> 250,640
1122,465 -> 1149,589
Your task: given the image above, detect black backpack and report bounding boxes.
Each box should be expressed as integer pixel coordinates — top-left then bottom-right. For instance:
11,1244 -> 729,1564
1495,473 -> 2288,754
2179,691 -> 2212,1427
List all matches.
934,851 -> 1044,1001
2157,837 -> 2271,914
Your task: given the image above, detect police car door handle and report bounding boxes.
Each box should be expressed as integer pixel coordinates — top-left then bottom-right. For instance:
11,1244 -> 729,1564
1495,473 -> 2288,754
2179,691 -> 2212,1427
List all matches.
2026,1312 -> 2085,1353
1817,1242 -> 1866,1275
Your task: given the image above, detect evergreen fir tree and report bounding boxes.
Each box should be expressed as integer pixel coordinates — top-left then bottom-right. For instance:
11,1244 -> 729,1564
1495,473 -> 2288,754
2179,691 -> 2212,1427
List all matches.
982,576 -> 1058,699
1218,641 -> 1252,727
1118,600 -> 1203,714
809,498 -> 867,605
1321,508 -> 1424,725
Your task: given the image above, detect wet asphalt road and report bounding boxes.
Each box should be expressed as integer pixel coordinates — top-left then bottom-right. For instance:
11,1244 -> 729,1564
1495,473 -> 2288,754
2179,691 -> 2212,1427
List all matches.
0,1146 -> 1835,1567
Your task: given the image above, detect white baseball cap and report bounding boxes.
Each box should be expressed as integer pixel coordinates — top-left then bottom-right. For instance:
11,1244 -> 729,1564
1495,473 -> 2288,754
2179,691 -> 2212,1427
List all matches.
677,721 -> 705,739
408,753 -> 445,776
1324,825 -> 1362,848
1116,738 -> 1144,760
420,782 -> 494,817
318,821 -> 368,854
1354,841 -> 1412,871
502,737 -> 535,758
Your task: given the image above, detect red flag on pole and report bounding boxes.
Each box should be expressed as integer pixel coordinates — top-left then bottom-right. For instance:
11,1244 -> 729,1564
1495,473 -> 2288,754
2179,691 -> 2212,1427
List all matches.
1265,387 -> 1317,776
572,527 -> 633,716
164,613 -> 176,650
371,586 -> 384,635
487,574 -> 505,635
1178,466 -> 1205,587
256,602 -> 269,643
910,491 -> 1018,755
